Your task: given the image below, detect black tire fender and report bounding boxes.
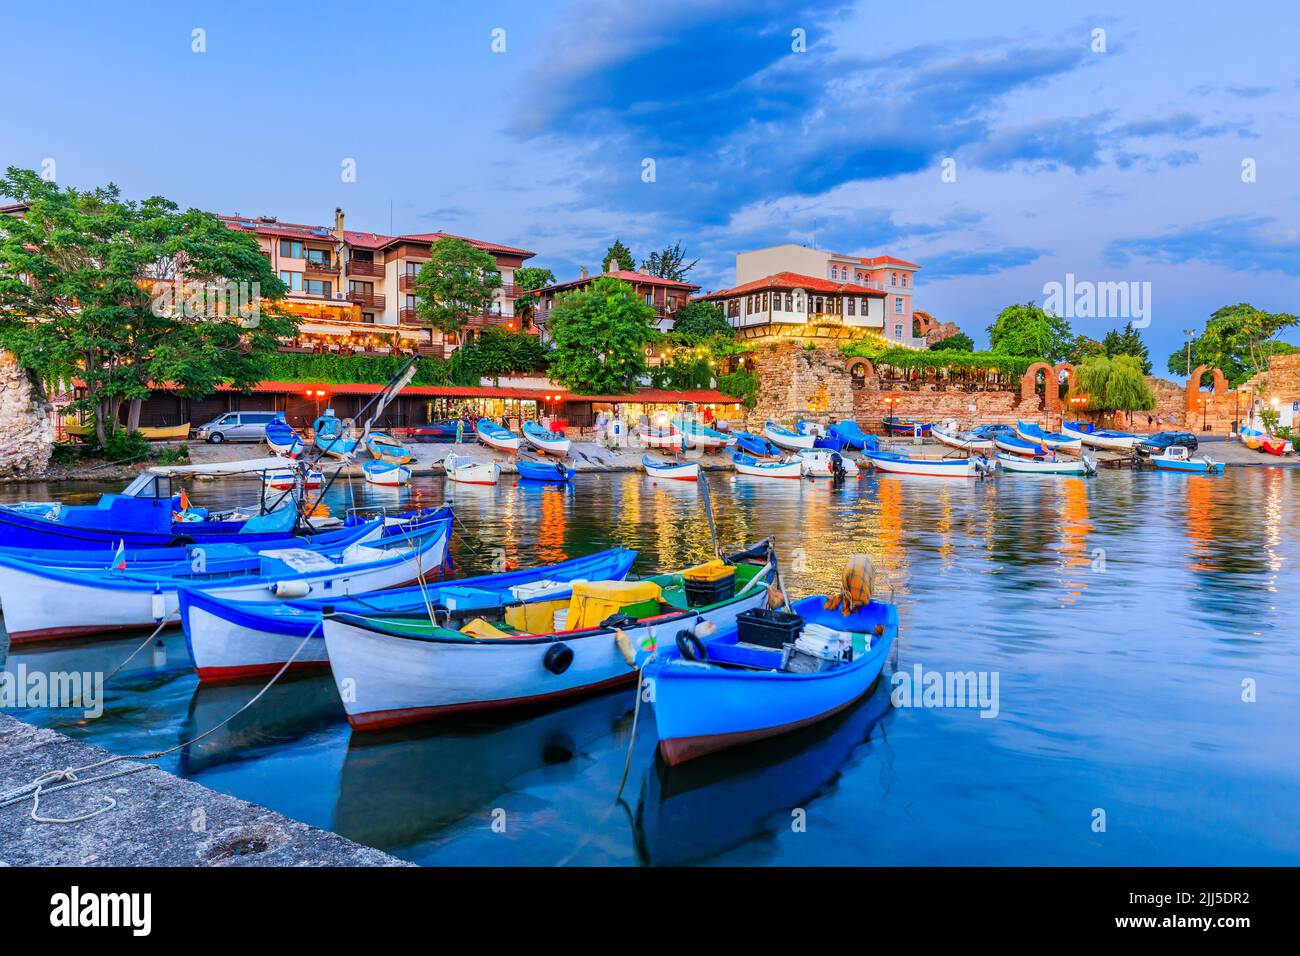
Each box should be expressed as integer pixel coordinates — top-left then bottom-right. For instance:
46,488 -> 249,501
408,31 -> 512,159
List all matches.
544,642 -> 574,674
675,629 -> 707,662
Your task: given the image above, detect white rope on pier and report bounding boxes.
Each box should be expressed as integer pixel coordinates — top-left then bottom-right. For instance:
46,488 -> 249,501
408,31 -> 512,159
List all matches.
0,621 -> 322,825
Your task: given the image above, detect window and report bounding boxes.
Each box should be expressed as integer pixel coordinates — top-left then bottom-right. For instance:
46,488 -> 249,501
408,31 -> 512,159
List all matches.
890,272 -> 898,286
362,312 -> 375,324
846,297 -> 856,316
306,248 -> 330,267
666,296 -> 676,310
901,273 -> 908,287
305,279 -> 331,297
894,297 -> 904,313
405,262 -> 420,276
894,323 -> 904,337
405,295 -> 417,310
279,271 -> 303,291
279,239 -> 304,259
349,280 -> 373,294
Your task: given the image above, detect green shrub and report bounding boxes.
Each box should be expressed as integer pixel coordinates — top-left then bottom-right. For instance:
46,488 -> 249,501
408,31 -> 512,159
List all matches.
99,429 -> 151,462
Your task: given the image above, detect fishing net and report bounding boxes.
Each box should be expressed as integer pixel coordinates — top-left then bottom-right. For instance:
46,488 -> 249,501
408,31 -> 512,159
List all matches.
824,554 -> 875,615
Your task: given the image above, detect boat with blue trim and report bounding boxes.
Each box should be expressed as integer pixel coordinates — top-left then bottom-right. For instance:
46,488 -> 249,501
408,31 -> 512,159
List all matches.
517,458 -> 576,482
1015,420 -> 1082,453
476,419 -> 522,453
522,420 -> 571,456
763,419 -> 816,452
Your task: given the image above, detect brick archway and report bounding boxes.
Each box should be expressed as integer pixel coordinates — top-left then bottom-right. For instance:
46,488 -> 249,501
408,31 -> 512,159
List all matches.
1020,361 -> 1061,413
1054,362 -> 1075,395
1185,365 -> 1229,414
844,356 -> 875,388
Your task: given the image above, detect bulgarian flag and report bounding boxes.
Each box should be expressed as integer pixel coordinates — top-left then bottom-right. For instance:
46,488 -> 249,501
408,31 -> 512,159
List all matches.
110,539 -> 126,571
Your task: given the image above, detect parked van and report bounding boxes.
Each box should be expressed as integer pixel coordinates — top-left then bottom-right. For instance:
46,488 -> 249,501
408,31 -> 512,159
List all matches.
194,411 -> 285,444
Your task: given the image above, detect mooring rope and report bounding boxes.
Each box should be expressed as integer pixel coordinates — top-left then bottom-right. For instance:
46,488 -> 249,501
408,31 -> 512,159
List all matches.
0,621 -> 322,825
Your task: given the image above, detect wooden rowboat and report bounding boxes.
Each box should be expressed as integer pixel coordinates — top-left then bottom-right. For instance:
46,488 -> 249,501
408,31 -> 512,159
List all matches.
732,452 -> 802,479
522,420 -> 571,456
444,453 -> 500,485
865,451 -> 992,478
763,419 -> 816,452
642,455 -> 699,481
475,419 -> 522,453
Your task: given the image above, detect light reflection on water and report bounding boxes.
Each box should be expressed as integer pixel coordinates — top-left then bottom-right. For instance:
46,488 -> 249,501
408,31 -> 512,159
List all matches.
2,468 -> 1297,865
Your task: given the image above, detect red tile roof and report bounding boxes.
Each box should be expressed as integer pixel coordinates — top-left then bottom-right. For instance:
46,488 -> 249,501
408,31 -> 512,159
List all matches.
392,232 -> 534,258
219,217 -> 533,259
140,380 -> 741,404
853,255 -> 920,269
697,271 -> 888,300
537,270 -> 700,295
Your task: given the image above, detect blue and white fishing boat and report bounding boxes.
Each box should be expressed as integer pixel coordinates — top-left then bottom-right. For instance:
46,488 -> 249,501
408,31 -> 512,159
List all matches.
881,416 -> 932,437
313,412 -> 358,458
365,432 -> 413,464
265,419 -> 304,456
362,458 -> 412,486
517,458 -> 576,482
0,472 -> 306,551
476,419 -> 522,453
646,592 -> 898,765
643,455 -> 699,481
1151,446 -> 1225,475
321,542 -> 778,730
995,452 -> 1096,476
1015,420 -> 1082,453
732,452 -> 802,479
181,547 -> 638,682
672,417 -> 736,451
994,432 -> 1050,457
764,419 -> 816,452
732,431 -> 782,459
522,420 -> 571,456
1060,420 -> 1139,451
827,420 -> 880,452
931,421 -> 994,453
865,450 -> 993,478
0,511 -> 452,645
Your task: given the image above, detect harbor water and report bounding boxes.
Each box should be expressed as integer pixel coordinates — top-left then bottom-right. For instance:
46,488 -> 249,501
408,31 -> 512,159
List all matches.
2,468 -> 1297,865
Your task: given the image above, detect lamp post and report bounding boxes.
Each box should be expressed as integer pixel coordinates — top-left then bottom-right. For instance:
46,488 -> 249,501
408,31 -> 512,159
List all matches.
1183,328 -> 1196,377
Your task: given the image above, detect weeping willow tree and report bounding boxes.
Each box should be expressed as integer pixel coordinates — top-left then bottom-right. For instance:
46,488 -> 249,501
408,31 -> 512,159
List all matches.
1071,355 -> 1155,425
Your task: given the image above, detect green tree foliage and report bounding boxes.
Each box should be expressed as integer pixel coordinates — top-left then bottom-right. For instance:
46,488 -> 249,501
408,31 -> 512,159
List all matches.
928,331 -> 974,352
641,241 -> 699,281
1067,334 -> 1106,364
602,240 -> 635,272
840,340 -> 1043,380
0,167 -> 293,445
456,327 -> 548,385
411,237 -> 503,350
1071,355 -> 1155,421
668,301 -> 732,344
548,276 -> 657,393
511,266 -> 556,326
987,302 -> 1074,362
263,351 -> 478,387
1165,304 -> 1299,386
1101,321 -> 1151,373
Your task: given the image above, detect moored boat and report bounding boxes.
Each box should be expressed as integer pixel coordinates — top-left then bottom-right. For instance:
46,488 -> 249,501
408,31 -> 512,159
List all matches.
637,424 -> 686,450
763,419 -> 816,452
732,431 -> 782,459
796,449 -> 860,478
517,458 -> 575,482
642,455 -> 699,481
1015,420 -> 1082,453
263,468 -> 323,491
931,422 -> 994,453
265,419 -> 304,456
673,417 -> 736,450
994,433 -> 1050,457
995,452 -> 1097,476
0,512 -> 453,644
181,546 -> 637,682
522,420 -> 572,456
865,451 -> 992,478
646,589 -> 898,765
881,416 -> 932,437
391,421 -> 460,444
475,419 -> 522,453
1261,436 -> 1293,456
444,453 -> 500,485
1060,420 -> 1139,451
1151,446 -> 1225,474
313,413 -> 358,459
365,432 -> 413,464
322,544 -> 779,730
731,452 -> 802,479
137,423 -> 191,441
363,458 -> 412,486
827,420 -> 879,452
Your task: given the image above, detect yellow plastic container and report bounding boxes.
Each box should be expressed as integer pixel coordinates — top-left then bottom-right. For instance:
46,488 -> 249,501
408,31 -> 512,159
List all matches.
566,580 -> 663,630
682,560 -> 736,584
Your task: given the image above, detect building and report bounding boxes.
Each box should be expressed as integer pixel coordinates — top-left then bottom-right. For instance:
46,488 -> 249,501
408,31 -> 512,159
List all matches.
716,243 -> 926,348
530,259 -> 700,338
219,211 -> 535,357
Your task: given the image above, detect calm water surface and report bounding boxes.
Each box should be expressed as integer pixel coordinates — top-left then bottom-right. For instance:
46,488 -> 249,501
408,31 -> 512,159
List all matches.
2,468 -> 1297,865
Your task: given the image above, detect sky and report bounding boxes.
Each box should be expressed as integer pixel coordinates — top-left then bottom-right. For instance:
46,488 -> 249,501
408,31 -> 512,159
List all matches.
3,0 -> 1298,369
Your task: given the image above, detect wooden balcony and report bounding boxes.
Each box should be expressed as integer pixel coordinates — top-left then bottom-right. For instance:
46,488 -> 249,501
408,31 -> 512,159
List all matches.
346,290 -> 385,309
499,282 -> 521,298
399,273 -> 418,292
399,307 -> 512,329
399,306 -> 420,322
304,259 -> 337,276
347,259 -> 384,278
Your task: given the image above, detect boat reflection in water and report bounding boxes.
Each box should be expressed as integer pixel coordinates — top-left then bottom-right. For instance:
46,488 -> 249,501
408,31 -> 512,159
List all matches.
331,691 -> 634,853
632,682 -> 894,866
178,674 -> 344,775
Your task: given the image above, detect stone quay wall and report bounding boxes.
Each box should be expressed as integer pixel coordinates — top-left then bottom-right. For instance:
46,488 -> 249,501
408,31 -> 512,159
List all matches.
0,350 -> 53,478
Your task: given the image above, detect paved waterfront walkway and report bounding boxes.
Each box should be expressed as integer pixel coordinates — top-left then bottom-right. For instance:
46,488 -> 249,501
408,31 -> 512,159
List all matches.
0,714 -> 409,866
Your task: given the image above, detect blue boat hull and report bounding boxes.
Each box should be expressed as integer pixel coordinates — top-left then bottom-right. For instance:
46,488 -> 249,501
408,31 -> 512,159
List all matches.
517,460 -> 576,482
648,596 -> 898,764
1154,459 -> 1225,474
0,503 -> 302,551
828,422 -> 879,452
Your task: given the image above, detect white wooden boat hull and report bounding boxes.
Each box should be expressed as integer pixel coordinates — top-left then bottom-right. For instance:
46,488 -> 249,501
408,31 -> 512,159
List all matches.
638,427 -> 685,449
0,532 -> 448,644
995,453 -> 1093,475
867,455 -> 982,478
796,453 -> 861,477
477,432 -> 521,453
263,472 -> 322,491
733,459 -> 802,479
445,457 -> 500,485
364,466 -> 411,486
643,458 -> 699,481
524,430 -> 571,456
323,587 -> 770,730
994,436 -> 1048,457
1014,424 -> 1082,453
763,423 -> 816,451
185,599 -> 331,681
931,426 -> 994,453
1060,424 -> 1138,450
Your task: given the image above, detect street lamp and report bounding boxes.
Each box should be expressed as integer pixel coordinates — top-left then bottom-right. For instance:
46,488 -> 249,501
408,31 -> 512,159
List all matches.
1182,328 -> 1196,377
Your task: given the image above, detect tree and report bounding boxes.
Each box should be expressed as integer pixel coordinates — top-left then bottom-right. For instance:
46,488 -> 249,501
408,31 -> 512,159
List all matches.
511,266 -> 556,328
1101,321 -> 1151,373
987,302 -> 1074,362
1165,304 -> 1299,386
642,241 -> 699,281
929,332 -> 974,352
1071,355 -> 1155,424
411,237 -> 503,350
454,327 -> 548,385
1068,334 -> 1106,364
602,240 -> 635,272
0,167 -> 292,445
668,301 -> 732,344
547,276 -> 658,393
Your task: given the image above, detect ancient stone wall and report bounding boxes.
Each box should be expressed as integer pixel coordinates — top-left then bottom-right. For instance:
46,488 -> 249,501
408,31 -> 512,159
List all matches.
0,350 -> 53,478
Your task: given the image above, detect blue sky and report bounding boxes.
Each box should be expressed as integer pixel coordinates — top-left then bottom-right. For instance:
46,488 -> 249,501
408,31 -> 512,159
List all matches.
3,0 -> 1298,367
